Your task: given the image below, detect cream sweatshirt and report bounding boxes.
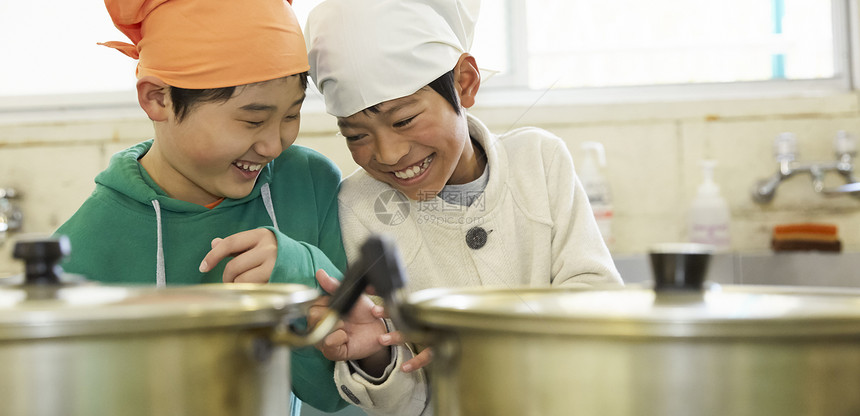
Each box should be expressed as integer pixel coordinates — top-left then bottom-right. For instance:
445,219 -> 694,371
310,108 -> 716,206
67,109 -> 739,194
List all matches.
333,114 -> 623,416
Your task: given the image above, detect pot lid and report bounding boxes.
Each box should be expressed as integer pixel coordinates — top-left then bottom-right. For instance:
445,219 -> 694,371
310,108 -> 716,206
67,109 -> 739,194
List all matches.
352,235 -> 860,339
403,284 -> 860,338
0,283 -> 320,339
1,236 -> 323,339
349,236 -> 860,339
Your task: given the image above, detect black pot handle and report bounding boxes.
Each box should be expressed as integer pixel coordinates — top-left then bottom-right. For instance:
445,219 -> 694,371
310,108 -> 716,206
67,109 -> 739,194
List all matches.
327,260 -> 369,316
328,234 -> 408,316
359,235 -> 406,299
282,235 -> 411,347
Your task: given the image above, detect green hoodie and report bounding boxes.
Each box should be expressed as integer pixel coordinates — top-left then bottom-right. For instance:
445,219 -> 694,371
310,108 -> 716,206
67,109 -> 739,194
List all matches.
54,140 -> 349,414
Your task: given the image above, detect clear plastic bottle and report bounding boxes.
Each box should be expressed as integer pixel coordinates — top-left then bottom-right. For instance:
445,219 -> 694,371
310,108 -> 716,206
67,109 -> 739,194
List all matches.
580,142 -> 614,250
687,160 -> 731,251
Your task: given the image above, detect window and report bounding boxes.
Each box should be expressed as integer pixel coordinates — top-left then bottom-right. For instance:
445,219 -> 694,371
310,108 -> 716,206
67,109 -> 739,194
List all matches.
507,0 -> 844,89
0,1 -> 137,97
0,0 -> 851,109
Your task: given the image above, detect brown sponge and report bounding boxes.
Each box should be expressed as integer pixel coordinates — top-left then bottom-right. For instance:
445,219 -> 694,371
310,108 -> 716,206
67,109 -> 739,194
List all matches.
771,223 -> 842,252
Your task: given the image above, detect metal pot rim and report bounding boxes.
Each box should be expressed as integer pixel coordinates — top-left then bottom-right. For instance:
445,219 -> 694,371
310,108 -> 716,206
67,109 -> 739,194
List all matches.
0,283 -> 320,339
403,284 -> 860,338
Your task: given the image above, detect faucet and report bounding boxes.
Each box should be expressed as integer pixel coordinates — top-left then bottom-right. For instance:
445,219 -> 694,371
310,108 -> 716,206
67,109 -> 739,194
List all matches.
0,188 -> 24,244
751,131 -> 860,203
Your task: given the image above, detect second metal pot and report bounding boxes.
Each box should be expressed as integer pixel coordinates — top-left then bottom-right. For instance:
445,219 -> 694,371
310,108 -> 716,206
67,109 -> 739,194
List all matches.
354,235 -> 860,416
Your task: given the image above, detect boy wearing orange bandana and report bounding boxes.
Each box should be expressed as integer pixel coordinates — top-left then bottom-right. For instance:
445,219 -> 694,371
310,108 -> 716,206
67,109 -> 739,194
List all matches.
53,0 -> 349,414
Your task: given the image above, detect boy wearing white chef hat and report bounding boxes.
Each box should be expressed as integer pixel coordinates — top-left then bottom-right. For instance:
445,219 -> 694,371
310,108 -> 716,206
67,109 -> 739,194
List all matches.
305,0 -> 622,414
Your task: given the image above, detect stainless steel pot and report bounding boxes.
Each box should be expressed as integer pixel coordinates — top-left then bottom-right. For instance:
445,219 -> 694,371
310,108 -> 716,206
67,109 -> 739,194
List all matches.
0,237 -> 362,416
352,236 -> 860,416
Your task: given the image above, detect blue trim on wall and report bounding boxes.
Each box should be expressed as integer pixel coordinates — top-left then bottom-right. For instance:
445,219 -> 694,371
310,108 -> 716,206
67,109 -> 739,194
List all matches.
771,0 -> 786,79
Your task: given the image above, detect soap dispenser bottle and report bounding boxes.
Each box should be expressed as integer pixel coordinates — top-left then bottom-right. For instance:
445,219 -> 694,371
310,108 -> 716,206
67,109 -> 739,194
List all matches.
688,160 -> 731,251
580,141 -> 614,250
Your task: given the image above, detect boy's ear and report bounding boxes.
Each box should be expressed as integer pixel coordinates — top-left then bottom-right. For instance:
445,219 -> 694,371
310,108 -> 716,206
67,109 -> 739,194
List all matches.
453,53 -> 481,109
136,76 -> 171,122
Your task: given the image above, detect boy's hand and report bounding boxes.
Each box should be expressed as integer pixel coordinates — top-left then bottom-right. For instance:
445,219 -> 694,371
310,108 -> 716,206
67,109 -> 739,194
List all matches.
198,229 -> 277,283
372,305 -> 434,373
311,269 -> 390,368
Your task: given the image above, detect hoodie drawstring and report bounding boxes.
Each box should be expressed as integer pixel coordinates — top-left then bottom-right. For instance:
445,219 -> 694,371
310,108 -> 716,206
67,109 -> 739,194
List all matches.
151,199 -> 166,287
261,183 -> 280,232
150,185 -> 278,287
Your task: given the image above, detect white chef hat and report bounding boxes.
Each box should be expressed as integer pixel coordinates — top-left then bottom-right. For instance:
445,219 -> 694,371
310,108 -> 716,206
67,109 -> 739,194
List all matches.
305,0 -> 480,117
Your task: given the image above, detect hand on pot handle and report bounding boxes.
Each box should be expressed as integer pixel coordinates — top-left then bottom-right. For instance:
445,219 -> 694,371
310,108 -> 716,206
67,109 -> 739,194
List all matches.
311,269 -> 392,376
371,304 -> 434,373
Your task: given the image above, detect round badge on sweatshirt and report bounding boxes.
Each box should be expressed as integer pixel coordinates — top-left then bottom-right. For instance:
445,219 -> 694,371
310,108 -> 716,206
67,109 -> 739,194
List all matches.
466,227 -> 490,249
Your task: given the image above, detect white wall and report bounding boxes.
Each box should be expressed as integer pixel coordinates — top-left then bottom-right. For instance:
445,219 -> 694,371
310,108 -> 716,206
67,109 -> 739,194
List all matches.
2,91 -> 860,277
472,92 -> 860,255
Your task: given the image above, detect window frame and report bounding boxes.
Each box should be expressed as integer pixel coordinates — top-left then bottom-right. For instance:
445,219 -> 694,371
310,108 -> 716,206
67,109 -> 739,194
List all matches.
0,0 -> 855,123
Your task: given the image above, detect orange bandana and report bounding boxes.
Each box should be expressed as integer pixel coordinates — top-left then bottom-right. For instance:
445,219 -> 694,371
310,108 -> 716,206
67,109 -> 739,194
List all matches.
100,0 -> 309,89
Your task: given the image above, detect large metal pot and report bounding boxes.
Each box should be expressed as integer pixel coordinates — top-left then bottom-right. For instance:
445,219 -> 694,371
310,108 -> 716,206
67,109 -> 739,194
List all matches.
0,237 -> 362,416
352,236 -> 860,416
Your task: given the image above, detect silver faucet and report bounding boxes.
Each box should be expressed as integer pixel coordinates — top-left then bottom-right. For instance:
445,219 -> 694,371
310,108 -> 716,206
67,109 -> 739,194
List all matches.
1,188 -> 24,244
751,131 -> 860,203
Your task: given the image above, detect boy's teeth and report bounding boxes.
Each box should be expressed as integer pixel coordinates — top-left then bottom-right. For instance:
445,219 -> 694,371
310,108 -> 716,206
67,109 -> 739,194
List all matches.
393,156 -> 432,179
235,162 -> 262,172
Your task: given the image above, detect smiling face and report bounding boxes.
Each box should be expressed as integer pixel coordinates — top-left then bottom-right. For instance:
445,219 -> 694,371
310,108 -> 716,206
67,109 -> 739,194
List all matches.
337,56 -> 483,201
140,76 -> 305,206
339,89 -> 476,200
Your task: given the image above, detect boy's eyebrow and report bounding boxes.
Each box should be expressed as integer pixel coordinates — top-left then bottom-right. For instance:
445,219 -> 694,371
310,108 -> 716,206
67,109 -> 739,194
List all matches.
337,97 -> 418,129
238,95 -> 306,112
239,103 -> 277,112
336,119 -> 353,129
382,98 -> 418,116
292,94 -> 306,107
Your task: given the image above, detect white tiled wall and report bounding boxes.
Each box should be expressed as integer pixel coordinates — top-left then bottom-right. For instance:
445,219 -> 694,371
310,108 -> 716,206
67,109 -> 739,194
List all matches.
2,92 -> 860,277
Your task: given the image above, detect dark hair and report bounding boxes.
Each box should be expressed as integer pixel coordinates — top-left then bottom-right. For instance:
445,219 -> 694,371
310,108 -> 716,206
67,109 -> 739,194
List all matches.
169,72 -> 309,122
427,69 -> 461,115
362,69 -> 461,116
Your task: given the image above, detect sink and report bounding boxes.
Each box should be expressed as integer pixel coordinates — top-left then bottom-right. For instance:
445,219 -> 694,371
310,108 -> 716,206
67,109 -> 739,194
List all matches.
613,251 -> 860,288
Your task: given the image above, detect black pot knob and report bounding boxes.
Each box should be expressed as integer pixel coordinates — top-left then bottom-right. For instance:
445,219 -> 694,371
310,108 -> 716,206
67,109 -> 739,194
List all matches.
648,243 -> 713,292
12,236 -> 70,285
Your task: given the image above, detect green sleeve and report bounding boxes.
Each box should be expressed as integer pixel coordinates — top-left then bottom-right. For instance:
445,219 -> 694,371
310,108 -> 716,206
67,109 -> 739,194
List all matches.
290,346 -> 349,412
266,229 -> 348,411
266,228 -> 344,285
316,179 -> 348,275
262,148 -> 350,411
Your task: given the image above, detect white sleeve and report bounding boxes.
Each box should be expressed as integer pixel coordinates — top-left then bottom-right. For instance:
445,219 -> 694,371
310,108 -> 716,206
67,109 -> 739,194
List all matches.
333,342 -> 431,416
